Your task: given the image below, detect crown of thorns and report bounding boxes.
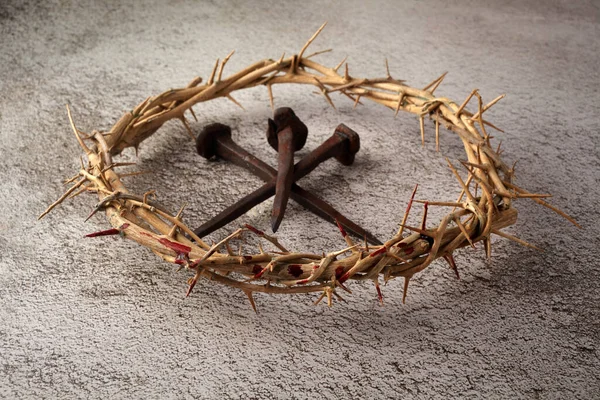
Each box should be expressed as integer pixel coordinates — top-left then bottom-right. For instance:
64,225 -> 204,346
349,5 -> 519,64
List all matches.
39,24 -> 578,311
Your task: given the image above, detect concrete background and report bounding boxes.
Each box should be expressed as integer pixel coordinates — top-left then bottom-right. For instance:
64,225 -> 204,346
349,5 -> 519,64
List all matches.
1,0 -> 599,398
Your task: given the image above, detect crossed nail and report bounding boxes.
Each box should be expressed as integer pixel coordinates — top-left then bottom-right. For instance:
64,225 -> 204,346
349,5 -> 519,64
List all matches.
193,107 -> 381,245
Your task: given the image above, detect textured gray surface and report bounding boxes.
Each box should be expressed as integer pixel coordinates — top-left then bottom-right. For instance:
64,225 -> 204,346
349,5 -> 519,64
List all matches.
1,0 -> 599,398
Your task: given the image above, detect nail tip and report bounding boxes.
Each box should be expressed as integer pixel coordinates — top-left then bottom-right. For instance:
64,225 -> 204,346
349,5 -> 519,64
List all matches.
270,215 -> 282,233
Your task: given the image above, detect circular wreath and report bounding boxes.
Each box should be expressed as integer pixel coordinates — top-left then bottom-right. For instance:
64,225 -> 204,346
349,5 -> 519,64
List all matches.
39,24 -> 577,310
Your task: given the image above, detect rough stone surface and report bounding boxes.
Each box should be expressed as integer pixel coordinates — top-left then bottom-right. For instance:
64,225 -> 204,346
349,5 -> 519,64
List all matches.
1,1 -> 599,398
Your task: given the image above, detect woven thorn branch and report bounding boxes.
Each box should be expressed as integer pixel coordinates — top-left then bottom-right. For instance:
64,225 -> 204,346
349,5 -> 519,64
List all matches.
39,23 -> 579,311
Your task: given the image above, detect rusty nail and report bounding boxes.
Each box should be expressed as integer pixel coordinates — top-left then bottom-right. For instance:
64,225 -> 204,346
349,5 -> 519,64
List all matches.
266,107 -> 308,232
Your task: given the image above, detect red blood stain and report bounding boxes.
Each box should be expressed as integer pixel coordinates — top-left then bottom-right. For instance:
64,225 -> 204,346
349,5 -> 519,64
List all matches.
174,253 -> 188,265
252,265 -> 263,275
253,267 -> 267,279
369,247 -> 387,258
376,285 -> 383,303
158,238 -> 191,255
243,255 -> 253,261
339,272 -> 350,283
85,228 -> 120,238
288,264 -> 304,278
296,279 -> 309,285
119,223 -> 130,230
335,266 -> 345,279
244,224 -> 264,236
336,219 -> 348,237
404,246 -> 414,255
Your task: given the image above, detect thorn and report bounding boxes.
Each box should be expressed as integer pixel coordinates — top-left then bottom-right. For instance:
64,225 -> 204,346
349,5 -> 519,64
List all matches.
455,89 -> 478,117
423,72 -> 447,93
335,219 -> 355,249
397,224 -> 433,237
179,116 -> 195,140
492,229 -> 542,251
394,91 -> 405,117
374,279 -> 384,305
384,58 -> 391,79
225,242 -> 234,256
186,271 -> 201,297
470,94 -> 506,120
435,110 -> 440,152
444,253 -> 460,279
313,77 -> 336,110
38,177 -> 87,220
217,50 -> 235,82
454,215 -> 475,248
186,107 -> 198,122
512,193 -> 553,199
305,48 -> 332,59
297,22 -> 328,64
483,237 -> 492,261
421,201 -> 428,230
473,91 -> 490,141
335,219 -> 348,238
429,72 -> 447,94
460,160 -> 489,171
207,58 -> 219,85
419,116 -> 425,147
277,52 -> 285,64
396,184 -> 418,237
243,289 -> 257,313
481,118 -> 504,133
340,91 -> 360,105
446,158 -> 477,204
414,200 -> 463,207
335,280 -> 352,294
332,289 -> 345,303
334,55 -> 347,73
402,275 -> 411,304
314,291 -> 327,306
344,63 -> 349,82
226,94 -> 245,110
506,182 -> 581,228
352,94 -> 362,109
66,105 -> 91,154
267,84 -> 275,111
68,184 -> 90,199
84,226 -> 124,237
